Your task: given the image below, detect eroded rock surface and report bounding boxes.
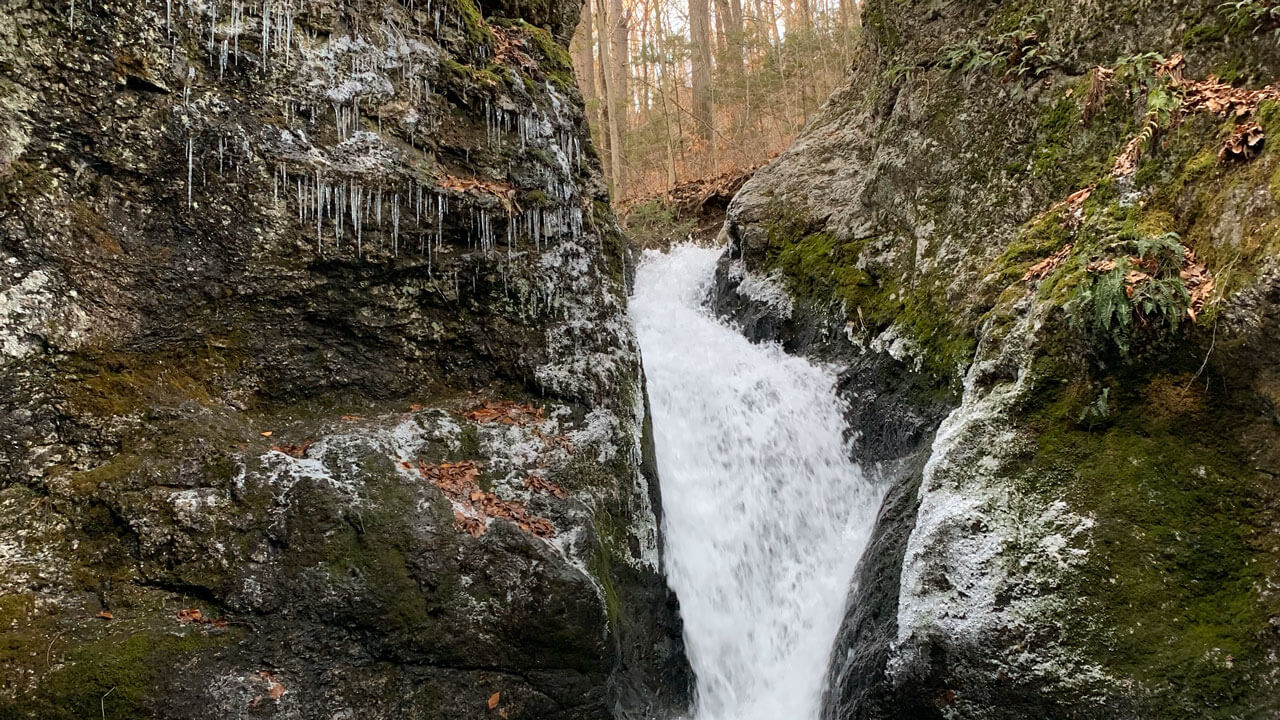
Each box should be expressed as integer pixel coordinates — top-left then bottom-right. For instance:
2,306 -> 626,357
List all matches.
714,1 -> 1280,718
0,0 -> 689,717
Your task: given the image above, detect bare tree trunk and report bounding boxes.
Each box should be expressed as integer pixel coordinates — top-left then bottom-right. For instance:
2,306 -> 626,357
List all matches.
593,0 -> 613,185
609,0 -> 629,133
794,0 -> 811,31
596,0 -> 625,195
573,1 -> 600,129
638,1 -> 651,113
713,0 -> 728,56
688,0 -> 714,148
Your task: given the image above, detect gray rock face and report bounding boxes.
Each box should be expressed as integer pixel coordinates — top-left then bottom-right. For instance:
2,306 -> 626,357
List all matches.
712,1 -> 1280,718
0,0 -> 690,717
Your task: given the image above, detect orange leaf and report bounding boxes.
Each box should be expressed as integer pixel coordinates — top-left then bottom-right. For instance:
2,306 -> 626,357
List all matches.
488,692 -> 501,709
96,610 -> 114,620
260,431 -> 273,437
176,608 -> 203,623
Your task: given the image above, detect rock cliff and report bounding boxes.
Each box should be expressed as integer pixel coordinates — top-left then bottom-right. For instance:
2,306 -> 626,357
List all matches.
714,1 -> 1280,718
0,0 -> 690,717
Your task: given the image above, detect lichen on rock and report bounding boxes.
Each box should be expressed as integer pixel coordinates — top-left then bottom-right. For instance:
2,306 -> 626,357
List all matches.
0,0 -> 689,716
712,1 -> 1280,718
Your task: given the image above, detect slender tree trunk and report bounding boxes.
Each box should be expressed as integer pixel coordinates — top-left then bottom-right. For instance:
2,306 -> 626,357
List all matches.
638,2 -> 651,113
573,1 -> 600,131
688,0 -> 714,147
795,0 -> 811,31
609,0 -> 629,133
596,0 -> 625,195
713,0 -> 729,56
593,0 -> 613,185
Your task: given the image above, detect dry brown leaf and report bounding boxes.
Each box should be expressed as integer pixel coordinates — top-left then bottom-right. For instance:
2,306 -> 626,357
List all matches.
1181,248 -> 1216,320
423,461 -> 555,538
1023,243 -> 1074,283
271,440 -> 313,458
176,608 -> 203,624
526,475 -> 568,498
262,671 -> 286,700
95,610 -> 114,620
492,25 -> 538,72
1065,187 -> 1093,210
465,400 -> 544,426
1083,66 -> 1114,126
439,175 -> 519,213
1219,121 -> 1265,162
259,431 -> 273,437
488,692 -> 501,710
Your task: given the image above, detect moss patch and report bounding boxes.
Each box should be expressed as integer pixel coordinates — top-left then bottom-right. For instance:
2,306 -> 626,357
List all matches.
1010,365 -> 1277,716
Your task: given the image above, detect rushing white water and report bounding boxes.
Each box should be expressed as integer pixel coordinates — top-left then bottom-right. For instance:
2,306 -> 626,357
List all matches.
631,245 -> 883,720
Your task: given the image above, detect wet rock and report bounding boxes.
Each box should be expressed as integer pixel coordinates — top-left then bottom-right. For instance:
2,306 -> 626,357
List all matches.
713,0 -> 1280,717
0,0 -> 689,717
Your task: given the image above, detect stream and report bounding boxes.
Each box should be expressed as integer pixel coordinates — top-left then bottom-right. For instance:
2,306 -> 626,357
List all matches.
630,245 -> 884,720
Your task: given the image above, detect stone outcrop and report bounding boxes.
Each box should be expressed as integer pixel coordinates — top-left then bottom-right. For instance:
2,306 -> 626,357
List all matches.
0,0 -> 689,717
713,1 -> 1280,718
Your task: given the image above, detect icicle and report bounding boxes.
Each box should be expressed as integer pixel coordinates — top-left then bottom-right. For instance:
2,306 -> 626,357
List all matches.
392,195 -> 400,257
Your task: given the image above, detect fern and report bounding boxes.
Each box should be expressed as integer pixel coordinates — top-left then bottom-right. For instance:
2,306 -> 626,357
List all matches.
1133,276 -> 1191,329
1135,231 -> 1186,272
1068,261 -> 1134,355
1067,232 -> 1193,354
1220,0 -> 1280,42
1078,387 -> 1111,426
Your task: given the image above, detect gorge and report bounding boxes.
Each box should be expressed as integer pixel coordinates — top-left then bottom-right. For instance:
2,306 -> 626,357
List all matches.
4,0 -> 1280,719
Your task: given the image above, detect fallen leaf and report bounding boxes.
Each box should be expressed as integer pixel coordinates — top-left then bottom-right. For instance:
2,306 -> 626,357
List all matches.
1023,243 -> 1074,283
525,475 -> 568,498
488,692 -> 501,710
176,608 -> 203,624
410,403 -> 426,412
262,672 -> 286,700
465,400 -> 544,426
260,431 -> 273,437
271,440 -> 313,458
1219,121 -> 1265,162
438,176 -> 519,213
95,610 -> 114,620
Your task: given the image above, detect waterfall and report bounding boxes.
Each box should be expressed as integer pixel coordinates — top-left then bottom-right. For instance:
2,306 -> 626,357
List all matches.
631,245 -> 884,720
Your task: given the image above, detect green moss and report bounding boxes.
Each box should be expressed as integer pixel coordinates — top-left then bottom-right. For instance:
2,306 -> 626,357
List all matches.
455,422 -> 481,460
319,479 -> 438,635
0,160 -> 56,208
443,58 -> 502,91
990,208 -> 1072,285
760,206 -> 974,384
587,513 -> 625,624
622,199 -> 697,250
1011,367 -> 1276,716
60,342 -> 246,419
493,19 -> 576,88
445,0 -> 496,49
3,621 -> 237,719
